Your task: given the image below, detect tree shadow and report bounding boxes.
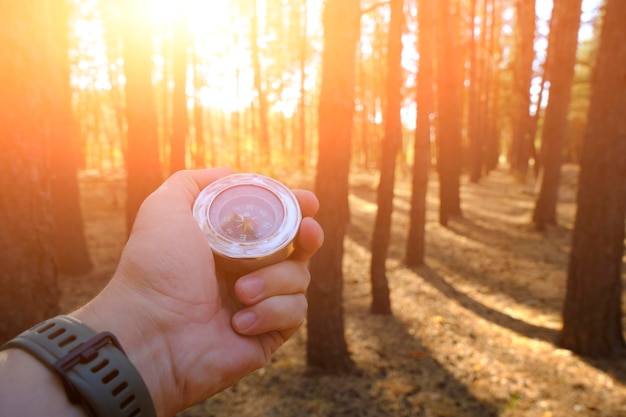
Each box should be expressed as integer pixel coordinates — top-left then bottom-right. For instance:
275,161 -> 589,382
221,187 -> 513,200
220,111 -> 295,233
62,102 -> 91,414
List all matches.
428,215 -> 567,316
415,265 -> 560,344
185,309 -> 501,417
348,170 -> 573,317
270,308 -> 502,417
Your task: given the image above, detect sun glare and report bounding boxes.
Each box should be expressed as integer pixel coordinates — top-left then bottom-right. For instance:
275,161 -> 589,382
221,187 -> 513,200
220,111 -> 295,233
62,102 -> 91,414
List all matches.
71,0 -> 322,116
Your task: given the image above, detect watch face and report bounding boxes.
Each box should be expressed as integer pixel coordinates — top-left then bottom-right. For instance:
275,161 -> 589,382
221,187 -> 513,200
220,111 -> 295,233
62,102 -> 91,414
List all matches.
193,173 -> 302,273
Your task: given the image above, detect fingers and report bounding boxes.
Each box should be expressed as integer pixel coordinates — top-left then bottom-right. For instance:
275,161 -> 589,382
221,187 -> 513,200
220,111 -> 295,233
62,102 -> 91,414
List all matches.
134,168 -> 233,228
292,190 -> 319,218
232,261 -> 310,335
232,294 -> 307,336
163,167 -> 234,206
291,217 -> 324,262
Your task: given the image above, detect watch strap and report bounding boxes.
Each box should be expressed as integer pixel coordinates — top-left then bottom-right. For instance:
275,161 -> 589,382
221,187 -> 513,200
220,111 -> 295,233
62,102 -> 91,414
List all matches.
0,315 -> 156,417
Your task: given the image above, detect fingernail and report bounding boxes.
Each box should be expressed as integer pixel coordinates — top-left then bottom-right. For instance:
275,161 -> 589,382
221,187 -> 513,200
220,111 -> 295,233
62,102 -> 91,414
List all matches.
234,311 -> 256,331
239,276 -> 264,300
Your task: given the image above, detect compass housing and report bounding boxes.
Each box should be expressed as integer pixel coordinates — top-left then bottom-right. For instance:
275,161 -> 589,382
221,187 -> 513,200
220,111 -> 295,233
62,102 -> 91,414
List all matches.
193,173 -> 302,274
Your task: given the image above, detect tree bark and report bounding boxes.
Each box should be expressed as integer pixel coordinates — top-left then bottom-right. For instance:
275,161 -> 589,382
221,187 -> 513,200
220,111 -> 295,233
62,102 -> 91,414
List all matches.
510,0 -> 536,180
483,0 -> 502,173
251,0 -> 271,166
435,0 -> 463,226
192,43 -> 206,168
0,0 -> 60,342
406,0 -> 435,268
170,7 -> 189,174
121,0 -> 163,233
468,0 -> 482,183
370,0 -> 404,315
559,0 -> 626,358
49,0 -> 93,275
532,0 -> 583,229
306,0 -> 360,374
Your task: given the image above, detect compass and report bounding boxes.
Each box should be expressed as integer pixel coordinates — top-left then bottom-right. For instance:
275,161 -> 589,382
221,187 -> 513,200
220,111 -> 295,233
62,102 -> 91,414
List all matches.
193,173 -> 302,274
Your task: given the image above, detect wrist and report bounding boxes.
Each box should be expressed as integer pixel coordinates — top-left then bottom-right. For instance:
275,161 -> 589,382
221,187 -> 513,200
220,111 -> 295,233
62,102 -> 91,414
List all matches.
0,348 -> 87,417
71,279 -> 175,417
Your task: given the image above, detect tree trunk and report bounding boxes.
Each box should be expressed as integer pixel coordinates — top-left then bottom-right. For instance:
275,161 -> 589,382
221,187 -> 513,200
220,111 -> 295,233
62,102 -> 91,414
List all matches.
0,0 -> 60,342
50,0 -> 93,275
468,0 -> 482,183
297,0 -> 308,170
559,0 -> 626,358
306,0 -> 360,375
192,44 -> 206,168
483,0 -> 502,173
170,8 -> 189,174
532,0 -> 583,229
121,0 -> 163,233
510,0 -> 536,180
435,0 -> 463,226
406,0 -> 435,268
370,0 -> 404,315
251,0 -> 271,166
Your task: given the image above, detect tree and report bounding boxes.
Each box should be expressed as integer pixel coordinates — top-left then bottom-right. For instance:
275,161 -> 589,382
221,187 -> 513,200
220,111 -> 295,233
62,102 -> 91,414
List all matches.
532,0 -> 583,229
306,0 -> 360,374
121,0 -> 163,232
370,0 -> 404,315
510,0 -> 536,180
559,0 -> 626,358
482,0 -> 503,172
406,0 -> 435,267
0,1 -> 60,342
170,6 -> 190,174
49,0 -> 93,275
435,0 -> 463,226
295,0 -> 309,170
468,0 -> 482,183
251,0 -> 271,166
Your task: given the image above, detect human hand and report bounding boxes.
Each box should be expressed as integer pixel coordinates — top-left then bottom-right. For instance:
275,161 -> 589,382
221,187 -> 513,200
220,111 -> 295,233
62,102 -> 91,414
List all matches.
73,168 -> 323,417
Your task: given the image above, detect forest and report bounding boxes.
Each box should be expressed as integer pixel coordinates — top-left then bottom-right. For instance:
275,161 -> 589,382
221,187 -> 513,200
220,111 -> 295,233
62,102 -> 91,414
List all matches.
0,0 -> 625,416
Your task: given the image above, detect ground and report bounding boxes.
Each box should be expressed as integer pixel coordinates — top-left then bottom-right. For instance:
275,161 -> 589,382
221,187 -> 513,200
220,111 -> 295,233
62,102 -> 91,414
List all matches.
59,166 -> 626,417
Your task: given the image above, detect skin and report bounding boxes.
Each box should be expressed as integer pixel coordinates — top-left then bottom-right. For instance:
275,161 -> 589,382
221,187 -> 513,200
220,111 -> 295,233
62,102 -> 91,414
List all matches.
0,168 -> 324,417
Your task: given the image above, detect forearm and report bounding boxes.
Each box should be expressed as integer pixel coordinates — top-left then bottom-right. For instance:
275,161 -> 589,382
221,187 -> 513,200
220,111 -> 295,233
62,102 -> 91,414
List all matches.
0,282 -> 174,417
0,348 -> 86,417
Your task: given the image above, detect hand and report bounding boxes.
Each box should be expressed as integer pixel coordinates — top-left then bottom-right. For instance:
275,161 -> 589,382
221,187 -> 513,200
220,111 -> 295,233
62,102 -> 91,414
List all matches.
73,168 -> 323,417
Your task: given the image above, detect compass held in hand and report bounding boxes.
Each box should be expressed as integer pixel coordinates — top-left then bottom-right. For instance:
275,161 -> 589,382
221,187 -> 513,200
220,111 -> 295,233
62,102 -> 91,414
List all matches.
193,173 -> 302,275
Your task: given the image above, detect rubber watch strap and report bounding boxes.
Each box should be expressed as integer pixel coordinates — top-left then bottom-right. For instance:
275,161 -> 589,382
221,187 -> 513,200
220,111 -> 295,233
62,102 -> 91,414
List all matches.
0,315 -> 156,417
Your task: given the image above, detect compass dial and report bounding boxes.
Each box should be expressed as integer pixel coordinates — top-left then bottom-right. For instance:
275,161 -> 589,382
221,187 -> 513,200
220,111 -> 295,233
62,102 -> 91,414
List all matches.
193,173 -> 302,274
209,184 -> 282,244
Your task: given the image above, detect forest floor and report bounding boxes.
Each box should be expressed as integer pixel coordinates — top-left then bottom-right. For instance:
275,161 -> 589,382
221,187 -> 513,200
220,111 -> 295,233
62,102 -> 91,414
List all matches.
59,165 -> 626,417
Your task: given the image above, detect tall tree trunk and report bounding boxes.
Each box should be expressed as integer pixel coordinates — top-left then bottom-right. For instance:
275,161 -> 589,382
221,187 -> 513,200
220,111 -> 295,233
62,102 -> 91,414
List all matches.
436,0 -> 463,226
50,0 -> 93,275
406,0 -> 435,268
370,0 -> 404,315
483,0 -> 502,172
532,0 -> 583,229
297,0 -> 308,170
121,0 -> 163,233
251,0 -> 271,166
170,8 -> 189,174
510,0 -> 536,180
307,0 -> 360,375
192,43 -> 206,168
0,0 -> 60,342
468,0 -> 482,183
559,0 -> 626,358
